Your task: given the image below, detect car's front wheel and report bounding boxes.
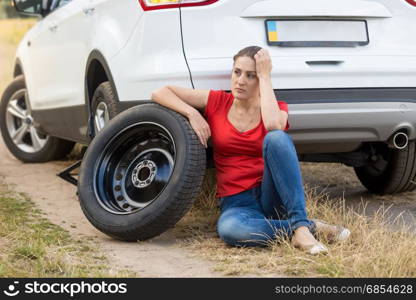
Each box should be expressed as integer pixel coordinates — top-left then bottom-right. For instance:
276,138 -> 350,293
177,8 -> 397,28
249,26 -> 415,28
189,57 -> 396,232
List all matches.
77,103 -> 206,241
0,75 -> 74,162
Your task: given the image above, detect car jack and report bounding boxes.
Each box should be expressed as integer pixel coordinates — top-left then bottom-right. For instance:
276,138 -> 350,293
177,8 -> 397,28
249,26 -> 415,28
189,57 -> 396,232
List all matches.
57,146 -> 87,186
57,160 -> 82,186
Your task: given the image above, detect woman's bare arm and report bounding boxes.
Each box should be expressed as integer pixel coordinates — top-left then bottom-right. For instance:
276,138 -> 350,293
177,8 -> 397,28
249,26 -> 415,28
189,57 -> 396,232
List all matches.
151,86 -> 211,147
151,86 -> 209,117
254,49 -> 288,131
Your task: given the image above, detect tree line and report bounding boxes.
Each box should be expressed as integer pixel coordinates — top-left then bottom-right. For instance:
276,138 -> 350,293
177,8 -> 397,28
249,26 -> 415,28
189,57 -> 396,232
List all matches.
1,0 -> 26,19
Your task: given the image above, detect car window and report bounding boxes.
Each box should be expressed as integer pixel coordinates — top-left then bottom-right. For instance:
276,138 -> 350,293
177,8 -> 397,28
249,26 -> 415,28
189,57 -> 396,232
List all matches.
57,0 -> 72,8
14,0 -> 44,14
50,0 -> 72,11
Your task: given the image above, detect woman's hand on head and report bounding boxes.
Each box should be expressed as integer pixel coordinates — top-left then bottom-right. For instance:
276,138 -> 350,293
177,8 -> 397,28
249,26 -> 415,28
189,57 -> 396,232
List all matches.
187,110 -> 211,148
254,48 -> 272,79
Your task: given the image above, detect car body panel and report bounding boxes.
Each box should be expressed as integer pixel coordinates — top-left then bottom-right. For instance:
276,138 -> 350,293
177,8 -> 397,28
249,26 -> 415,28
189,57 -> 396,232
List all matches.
109,9 -> 193,102
11,0 -> 416,152
180,0 -> 416,90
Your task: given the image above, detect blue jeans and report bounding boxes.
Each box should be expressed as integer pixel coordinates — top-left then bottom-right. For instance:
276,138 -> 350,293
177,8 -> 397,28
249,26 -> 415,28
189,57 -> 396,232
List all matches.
217,130 -> 316,247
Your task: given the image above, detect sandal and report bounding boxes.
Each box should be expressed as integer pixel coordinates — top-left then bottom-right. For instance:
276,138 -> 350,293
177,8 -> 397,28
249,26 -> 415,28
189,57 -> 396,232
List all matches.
311,219 -> 351,244
290,226 -> 329,255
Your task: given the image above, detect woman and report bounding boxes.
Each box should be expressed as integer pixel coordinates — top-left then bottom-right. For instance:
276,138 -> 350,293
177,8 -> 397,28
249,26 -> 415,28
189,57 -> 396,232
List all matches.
151,46 -> 350,255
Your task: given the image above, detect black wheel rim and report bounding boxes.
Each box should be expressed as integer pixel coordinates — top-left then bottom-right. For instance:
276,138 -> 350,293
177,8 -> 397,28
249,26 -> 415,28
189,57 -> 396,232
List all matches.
363,143 -> 393,176
94,122 -> 176,214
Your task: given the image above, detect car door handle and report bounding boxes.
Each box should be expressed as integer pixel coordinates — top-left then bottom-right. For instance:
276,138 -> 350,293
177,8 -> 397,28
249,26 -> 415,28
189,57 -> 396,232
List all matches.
306,60 -> 344,66
48,22 -> 58,32
83,7 -> 95,15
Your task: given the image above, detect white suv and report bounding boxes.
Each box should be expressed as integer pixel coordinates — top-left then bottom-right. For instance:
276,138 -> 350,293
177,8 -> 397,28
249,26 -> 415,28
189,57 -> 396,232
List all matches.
1,0 -> 416,241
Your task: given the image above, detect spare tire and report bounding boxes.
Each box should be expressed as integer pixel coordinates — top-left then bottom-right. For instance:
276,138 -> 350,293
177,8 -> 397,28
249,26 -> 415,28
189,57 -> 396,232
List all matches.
77,103 -> 206,241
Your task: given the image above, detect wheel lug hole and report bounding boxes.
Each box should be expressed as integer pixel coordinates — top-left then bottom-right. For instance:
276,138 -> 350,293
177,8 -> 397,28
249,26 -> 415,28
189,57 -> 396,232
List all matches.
122,204 -> 129,209
114,185 -> 121,191
117,196 -> 124,201
116,174 -> 123,180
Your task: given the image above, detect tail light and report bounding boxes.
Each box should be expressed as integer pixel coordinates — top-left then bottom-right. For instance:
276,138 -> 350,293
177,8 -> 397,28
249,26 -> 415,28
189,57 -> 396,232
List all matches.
138,0 -> 219,11
405,0 -> 416,6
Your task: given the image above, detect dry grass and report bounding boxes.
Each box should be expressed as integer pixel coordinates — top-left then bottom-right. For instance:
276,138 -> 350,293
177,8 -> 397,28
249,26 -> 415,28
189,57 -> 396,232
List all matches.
0,18 -> 36,44
174,169 -> 416,277
0,182 -> 136,277
0,19 -> 36,93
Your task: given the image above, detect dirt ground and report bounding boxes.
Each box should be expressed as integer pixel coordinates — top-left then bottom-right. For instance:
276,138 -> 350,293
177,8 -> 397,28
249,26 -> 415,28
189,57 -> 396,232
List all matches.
0,142 -> 224,277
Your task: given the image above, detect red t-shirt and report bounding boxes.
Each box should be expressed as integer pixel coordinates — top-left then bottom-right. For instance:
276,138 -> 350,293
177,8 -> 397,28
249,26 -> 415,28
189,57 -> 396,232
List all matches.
204,90 -> 290,198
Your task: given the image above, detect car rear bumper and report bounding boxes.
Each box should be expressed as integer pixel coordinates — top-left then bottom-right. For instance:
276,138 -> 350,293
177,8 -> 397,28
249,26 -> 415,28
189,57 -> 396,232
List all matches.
272,87 -> 416,153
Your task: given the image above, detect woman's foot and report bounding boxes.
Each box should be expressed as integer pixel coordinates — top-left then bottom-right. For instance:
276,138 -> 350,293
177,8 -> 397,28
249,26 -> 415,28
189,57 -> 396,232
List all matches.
311,219 -> 351,244
290,226 -> 328,255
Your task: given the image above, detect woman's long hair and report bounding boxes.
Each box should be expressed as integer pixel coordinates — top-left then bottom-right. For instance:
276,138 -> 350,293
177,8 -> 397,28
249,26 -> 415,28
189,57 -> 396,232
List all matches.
233,46 -> 262,65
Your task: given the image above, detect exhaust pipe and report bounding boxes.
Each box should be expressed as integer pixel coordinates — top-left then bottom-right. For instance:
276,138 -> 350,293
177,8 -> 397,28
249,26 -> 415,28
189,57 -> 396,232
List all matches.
387,131 -> 409,150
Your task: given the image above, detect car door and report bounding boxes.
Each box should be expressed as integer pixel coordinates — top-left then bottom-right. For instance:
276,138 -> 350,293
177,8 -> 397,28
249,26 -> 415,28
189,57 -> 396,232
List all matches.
28,0 -> 96,111
23,1 -> 63,111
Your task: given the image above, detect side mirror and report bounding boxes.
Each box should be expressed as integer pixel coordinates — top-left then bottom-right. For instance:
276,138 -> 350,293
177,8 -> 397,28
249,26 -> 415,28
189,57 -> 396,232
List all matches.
12,0 -> 49,17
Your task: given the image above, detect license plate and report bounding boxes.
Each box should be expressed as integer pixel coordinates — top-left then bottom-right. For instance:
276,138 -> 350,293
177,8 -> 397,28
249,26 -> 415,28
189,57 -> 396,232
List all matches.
265,19 -> 369,47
